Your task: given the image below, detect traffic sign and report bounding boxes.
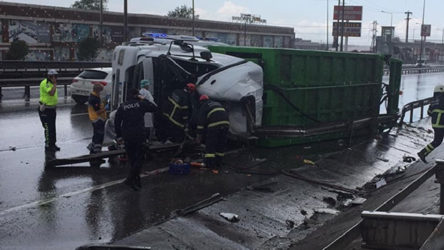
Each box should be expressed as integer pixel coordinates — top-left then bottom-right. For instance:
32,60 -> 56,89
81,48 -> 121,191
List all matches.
421,24 -> 431,37
334,6 -> 363,21
332,22 -> 361,37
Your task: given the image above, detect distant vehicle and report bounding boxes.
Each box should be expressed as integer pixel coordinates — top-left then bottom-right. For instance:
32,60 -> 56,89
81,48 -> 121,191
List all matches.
415,60 -> 427,68
70,68 -> 112,104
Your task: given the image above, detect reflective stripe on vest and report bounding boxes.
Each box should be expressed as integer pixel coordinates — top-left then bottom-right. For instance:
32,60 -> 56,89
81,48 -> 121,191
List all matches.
431,109 -> 444,128
207,107 -> 226,119
208,120 -> 230,128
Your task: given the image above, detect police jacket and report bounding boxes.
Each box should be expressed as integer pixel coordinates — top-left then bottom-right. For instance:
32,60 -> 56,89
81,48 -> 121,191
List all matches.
162,89 -> 191,128
196,100 -> 230,134
115,97 -> 158,142
428,95 -> 444,128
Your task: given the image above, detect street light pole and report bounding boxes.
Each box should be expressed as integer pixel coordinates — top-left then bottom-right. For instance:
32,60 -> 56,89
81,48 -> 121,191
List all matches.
99,0 -> 103,46
123,0 -> 128,42
192,0 -> 195,36
326,0 -> 329,50
419,0 -> 426,63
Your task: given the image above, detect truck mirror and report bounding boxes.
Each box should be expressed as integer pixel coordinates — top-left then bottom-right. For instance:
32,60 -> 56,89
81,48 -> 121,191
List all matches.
200,51 -> 213,61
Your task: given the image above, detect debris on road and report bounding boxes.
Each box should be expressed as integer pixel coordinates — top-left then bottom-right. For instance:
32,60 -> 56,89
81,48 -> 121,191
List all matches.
219,212 -> 240,222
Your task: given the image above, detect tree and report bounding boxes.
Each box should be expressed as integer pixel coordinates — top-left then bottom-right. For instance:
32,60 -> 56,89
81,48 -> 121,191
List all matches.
6,40 -> 29,60
167,5 -> 193,19
77,37 -> 100,61
72,0 -> 107,10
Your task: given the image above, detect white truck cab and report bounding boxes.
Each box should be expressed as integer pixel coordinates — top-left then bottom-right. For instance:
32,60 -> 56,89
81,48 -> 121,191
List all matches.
107,40 -> 263,139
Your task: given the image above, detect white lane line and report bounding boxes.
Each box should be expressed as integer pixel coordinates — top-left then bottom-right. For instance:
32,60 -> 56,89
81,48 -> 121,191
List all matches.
70,112 -> 88,117
0,167 -> 169,217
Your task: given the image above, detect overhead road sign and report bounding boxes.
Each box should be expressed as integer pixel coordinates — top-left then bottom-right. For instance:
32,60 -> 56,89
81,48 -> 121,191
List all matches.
332,22 -> 361,37
334,6 -> 363,21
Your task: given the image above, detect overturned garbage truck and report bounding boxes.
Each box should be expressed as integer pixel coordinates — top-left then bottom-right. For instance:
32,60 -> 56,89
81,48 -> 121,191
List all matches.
107,38 -> 402,149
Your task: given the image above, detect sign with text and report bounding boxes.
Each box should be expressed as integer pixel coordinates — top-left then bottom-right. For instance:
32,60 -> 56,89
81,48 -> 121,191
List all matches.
334,6 -> 363,21
421,24 -> 431,37
332,22 -> 361,37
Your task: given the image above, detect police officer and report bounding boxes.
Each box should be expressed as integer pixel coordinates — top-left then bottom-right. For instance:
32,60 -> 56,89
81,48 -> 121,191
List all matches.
418,85 -> 444,163
159,83 -> 197,143
87,83 -> 107,154
115,88 -> 158,190
39,69 -> 60,152
196,95 -> 230,169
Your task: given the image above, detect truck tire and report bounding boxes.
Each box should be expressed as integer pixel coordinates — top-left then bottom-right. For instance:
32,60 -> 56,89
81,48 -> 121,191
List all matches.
72,95 -> 88,104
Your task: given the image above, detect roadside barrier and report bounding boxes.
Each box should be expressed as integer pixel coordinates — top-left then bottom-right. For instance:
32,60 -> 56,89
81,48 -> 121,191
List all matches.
399,97 -> 434,126
0,61 -> 110,101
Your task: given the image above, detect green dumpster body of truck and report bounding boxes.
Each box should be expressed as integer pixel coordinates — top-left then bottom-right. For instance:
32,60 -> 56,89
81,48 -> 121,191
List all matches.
209,46 -> 401,148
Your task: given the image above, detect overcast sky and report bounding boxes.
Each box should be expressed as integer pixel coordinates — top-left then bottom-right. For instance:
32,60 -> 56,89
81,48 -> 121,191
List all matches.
2,0 -> 443,46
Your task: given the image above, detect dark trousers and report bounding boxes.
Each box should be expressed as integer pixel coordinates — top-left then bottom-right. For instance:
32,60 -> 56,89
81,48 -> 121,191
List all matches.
156,115 -> 185,143
91,120 -> 105,152
204,126 -> 228,168
422,128 -> 444,156
38,108 -> 56,147
124,140 -> 145,182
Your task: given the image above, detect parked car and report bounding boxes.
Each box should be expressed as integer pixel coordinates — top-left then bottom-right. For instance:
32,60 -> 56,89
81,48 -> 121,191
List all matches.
70,67 -> 112,104
415,60 -> 426,68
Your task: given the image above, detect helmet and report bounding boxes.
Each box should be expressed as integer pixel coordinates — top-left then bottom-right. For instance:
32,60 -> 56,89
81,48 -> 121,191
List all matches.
186,83 -> 196,92
199,95 -> 209,101
140,79 -> 151,87
47,69 -> 58,76
434,85 -> 444,94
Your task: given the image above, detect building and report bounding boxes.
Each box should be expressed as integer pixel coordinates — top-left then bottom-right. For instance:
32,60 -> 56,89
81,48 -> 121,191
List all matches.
0,2 -> 295,61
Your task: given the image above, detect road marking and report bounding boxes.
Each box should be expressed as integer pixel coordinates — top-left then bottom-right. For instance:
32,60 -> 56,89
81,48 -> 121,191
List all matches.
0,167 -> 169,217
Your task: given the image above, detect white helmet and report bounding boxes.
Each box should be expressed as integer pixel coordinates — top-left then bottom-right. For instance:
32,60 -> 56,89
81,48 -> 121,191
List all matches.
47,69 -> 58,76
434,85 -> 444,94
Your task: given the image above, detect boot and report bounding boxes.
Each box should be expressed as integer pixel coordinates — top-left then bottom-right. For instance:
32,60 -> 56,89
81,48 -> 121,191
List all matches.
417,148 -> 428,163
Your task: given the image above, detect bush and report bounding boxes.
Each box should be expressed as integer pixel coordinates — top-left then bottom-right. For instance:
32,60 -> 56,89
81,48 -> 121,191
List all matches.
77,37 -> 100,61
6,40 -> 29,60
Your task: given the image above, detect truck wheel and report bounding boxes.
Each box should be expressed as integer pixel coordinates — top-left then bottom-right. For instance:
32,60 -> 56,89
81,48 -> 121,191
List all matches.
72,95 -> 88,104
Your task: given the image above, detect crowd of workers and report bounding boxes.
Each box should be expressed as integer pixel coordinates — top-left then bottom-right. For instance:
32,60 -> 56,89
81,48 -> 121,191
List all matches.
39,69 -> 230,191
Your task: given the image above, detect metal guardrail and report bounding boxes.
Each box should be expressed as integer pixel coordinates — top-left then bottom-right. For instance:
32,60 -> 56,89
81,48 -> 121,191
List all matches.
384,66 -> 444,76
399,97 -> 434,126
0,61 -> 111,101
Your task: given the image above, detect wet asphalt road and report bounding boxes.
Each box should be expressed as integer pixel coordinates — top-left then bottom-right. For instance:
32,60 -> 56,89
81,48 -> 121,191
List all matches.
0,72 -> 443,249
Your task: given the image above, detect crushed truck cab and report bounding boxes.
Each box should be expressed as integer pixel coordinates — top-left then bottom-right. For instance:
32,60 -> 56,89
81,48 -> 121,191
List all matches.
106,39 -> 263,140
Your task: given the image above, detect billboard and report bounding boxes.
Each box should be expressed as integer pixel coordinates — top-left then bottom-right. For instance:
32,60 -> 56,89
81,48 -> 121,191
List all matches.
421,24 -> 431,37
334,6 -> 363,21
332,22 -> 361,37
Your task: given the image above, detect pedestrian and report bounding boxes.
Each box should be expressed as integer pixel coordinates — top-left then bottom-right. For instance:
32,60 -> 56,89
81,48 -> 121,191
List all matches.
38,69 -> 60,152
87,83 -> 107,154
139,79 -> 157,142
418,85 -> 444,163
196,95 -> 230,169
159,83 -> 196,143
115,88 -> 158,190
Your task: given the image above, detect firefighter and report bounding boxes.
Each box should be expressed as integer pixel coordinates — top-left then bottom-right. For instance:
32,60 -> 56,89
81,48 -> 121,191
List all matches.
159,83 -> 196,143
87,83 -> 107,154
115,88 -> 158,190
38,69 -> 60,152
417,84 -> 444,163
196,95 -> 230,169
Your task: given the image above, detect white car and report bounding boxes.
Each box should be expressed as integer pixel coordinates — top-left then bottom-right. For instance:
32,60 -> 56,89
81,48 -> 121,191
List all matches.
70,67 -> 112,104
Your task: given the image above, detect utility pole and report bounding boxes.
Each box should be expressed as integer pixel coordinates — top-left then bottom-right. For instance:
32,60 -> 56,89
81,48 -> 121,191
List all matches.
340,0 -> 345,51
335,0 -> 340,51
405,11 -> 412,43
192,0 -> 195,36
99,0 -> 103,46
371,21 -> 378,52
123,0 -> 128,42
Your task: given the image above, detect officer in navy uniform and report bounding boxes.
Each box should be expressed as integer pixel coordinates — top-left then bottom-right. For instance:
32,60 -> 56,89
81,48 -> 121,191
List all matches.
196,95 -> 230,169
418,84 -> 444,163
115,88 -> 158,190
